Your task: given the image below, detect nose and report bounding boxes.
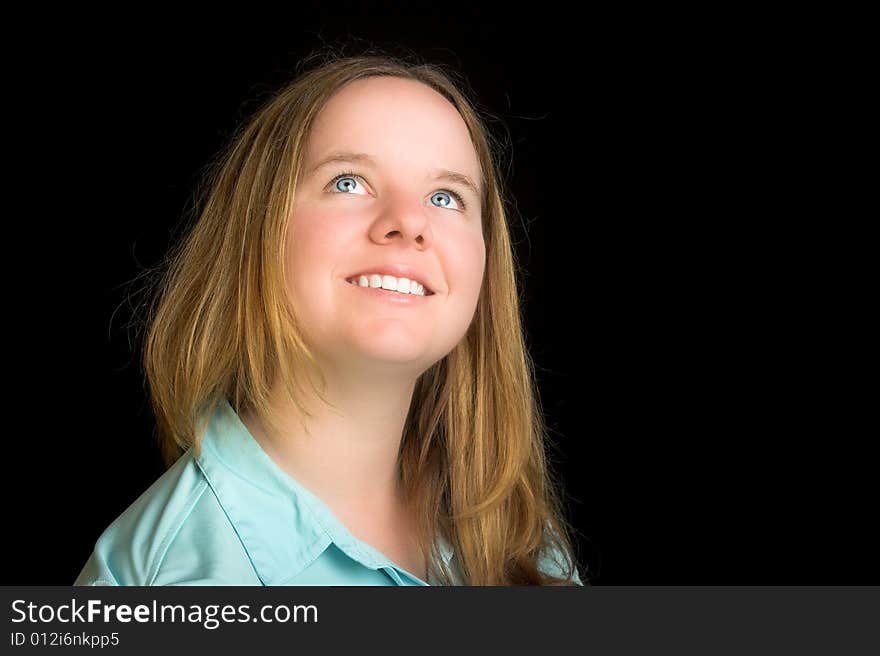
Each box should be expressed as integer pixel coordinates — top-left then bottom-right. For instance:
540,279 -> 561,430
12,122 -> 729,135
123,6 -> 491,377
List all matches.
368,193 -> 434,248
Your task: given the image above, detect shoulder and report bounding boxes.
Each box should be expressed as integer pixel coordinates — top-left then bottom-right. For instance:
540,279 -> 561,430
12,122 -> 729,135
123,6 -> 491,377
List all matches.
537,522 -> 585,586
537,544 -> 584,585
74,448 -> 260,586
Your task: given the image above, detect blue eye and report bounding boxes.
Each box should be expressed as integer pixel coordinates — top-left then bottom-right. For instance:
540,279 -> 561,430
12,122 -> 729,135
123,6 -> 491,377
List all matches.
329,171 -> 368,195
326,170 -> 468,211
429,191 -> 463,210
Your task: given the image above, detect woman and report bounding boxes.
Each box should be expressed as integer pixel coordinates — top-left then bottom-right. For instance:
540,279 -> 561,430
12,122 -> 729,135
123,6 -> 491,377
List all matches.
74,51 -> 585,586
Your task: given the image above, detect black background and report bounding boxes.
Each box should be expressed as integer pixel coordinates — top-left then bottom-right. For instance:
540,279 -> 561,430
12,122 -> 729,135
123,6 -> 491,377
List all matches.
6,7 -> 872,585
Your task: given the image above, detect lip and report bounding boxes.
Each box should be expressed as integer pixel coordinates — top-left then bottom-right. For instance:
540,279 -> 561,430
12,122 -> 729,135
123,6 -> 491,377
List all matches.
343,278 -> 434,303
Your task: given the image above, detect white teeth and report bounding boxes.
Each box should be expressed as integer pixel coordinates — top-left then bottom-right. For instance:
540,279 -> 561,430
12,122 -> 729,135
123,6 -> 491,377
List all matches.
381,274 -> 397,291
352,274 -> 427,295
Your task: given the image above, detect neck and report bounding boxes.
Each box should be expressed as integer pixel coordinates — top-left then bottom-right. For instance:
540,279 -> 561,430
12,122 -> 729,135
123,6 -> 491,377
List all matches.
239,359 -> 419,517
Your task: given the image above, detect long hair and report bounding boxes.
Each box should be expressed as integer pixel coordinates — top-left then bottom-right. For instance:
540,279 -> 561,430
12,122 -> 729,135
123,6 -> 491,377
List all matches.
138,46 -> 586,585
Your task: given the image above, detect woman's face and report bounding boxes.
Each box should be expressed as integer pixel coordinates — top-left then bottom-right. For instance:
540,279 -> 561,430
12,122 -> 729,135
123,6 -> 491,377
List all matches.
286,76 -> 486,374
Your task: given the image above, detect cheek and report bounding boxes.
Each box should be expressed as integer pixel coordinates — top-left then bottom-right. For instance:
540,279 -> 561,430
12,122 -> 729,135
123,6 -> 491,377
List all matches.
289,206 -> 345,259
449,231 -> 487,297
284,209 -> 344,311
437,232 -> 486,348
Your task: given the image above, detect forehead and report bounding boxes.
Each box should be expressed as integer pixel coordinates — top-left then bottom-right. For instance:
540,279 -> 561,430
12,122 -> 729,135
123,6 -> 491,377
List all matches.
303,77 -> 480,185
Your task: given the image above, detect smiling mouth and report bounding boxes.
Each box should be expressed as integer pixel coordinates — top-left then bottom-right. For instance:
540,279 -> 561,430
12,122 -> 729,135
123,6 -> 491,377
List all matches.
345,276 -> 435,296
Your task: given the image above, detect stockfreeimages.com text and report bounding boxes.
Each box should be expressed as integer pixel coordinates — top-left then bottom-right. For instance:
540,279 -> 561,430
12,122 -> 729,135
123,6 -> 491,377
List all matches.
11,599 -> 317,630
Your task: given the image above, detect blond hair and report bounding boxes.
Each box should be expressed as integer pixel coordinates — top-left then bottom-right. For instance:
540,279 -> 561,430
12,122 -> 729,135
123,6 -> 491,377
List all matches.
136,45 -> 586,585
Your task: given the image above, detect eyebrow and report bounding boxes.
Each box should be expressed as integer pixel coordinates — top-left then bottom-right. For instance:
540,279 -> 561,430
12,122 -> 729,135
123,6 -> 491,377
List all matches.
307,150 -> 481,198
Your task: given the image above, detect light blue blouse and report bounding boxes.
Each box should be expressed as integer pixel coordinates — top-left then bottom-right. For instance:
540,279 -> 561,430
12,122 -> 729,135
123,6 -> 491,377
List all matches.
74,397 -> 582,586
